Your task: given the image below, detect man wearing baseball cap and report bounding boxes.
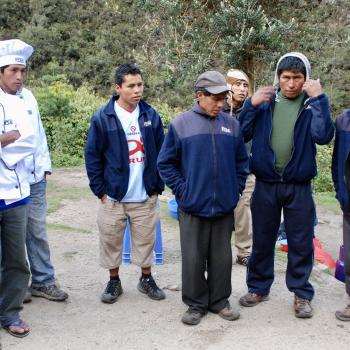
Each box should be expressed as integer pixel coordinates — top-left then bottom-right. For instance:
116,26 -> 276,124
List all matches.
158,70 -> 248,325
0,39 -> 68,307
0,39 -> 36,337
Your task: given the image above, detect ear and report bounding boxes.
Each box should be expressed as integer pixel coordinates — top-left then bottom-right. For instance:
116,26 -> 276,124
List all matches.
196,91 -> 204,100
114,84 -> 121,95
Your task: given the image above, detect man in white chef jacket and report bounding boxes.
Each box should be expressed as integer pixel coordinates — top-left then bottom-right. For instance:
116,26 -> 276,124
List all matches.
0,39 -> 68,305
0,40 -> 36,337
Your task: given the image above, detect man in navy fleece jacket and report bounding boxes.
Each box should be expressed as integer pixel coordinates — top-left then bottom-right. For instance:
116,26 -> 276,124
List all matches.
158,71 -> 248,326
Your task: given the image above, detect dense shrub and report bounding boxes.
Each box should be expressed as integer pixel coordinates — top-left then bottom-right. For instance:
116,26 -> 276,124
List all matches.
313,144 -> 334,193
32,80 -> 105,166
152,100 -> 182,130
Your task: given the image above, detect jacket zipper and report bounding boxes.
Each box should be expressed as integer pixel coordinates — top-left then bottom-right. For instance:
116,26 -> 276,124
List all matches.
139,112 -> 147,168
268,104 -> 281,179
211,118 -> 217,216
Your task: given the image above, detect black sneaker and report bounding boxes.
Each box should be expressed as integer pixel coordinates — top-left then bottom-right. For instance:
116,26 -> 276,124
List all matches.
101,279 -> 123,304
137,275 -> 166,300
236,256 -> 250,267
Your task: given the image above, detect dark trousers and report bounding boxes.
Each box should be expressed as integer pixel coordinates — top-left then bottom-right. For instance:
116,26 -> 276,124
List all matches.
343,210 -> 350,296
0,205 -> 30,326
247,181 -> 315,300
178,209 -> 234,313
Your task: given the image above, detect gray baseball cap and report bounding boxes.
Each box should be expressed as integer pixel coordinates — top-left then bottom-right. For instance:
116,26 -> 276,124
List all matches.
195,70 -> 229,94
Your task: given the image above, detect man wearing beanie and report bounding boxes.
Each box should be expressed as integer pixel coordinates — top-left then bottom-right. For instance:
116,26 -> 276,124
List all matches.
0,39 -> 36,337
224,69 -> 253,267
158,71 -> 248,325
239,53 -> 334,318
0,39 -> 68,305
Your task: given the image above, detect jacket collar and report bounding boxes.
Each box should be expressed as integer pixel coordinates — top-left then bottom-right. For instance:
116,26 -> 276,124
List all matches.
222,100 -> 243,116
192,102 -> 221,119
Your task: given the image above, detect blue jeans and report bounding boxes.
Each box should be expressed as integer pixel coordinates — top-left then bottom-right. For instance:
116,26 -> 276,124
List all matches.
0,205 -> 30,326
26,179 -> 55,287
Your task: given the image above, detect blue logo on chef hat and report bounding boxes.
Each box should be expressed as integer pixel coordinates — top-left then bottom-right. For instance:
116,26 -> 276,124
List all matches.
15,57 -> 25,63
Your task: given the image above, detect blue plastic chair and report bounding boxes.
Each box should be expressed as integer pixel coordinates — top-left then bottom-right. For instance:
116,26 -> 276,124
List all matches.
122,219 -> 163,265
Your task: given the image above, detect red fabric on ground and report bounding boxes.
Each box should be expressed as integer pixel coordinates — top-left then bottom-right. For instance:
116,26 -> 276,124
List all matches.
313,238 -> 336,269
279,238 -> 336,269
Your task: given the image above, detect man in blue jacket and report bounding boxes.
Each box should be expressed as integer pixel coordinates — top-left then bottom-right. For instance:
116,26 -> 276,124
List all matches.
332,109 -> 350,321
158,71 -> 248,325
85,64 -> 165,303
239,52 -> 334,318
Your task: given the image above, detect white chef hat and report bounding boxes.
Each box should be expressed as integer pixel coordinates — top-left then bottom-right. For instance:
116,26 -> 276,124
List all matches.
0,39 -> 33,68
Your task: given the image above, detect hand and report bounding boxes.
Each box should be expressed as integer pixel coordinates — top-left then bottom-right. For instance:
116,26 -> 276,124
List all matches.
100,194 -> 107,203
251,86 -> 275,107
302,79 -> 322,98
0,130 -> 21,147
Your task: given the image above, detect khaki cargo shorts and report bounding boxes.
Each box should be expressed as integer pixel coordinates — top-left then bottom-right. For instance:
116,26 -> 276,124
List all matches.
97,195 -> 158,269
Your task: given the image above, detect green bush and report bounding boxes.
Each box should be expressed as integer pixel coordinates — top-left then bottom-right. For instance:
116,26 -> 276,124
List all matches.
32,80 -> 105,166
314,143 -> 334,193
152,100 -> 182,130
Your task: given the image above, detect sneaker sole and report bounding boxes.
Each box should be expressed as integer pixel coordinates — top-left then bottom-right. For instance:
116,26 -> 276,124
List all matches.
101,296 -> 119,304
239,296 -> 269,307
218,312 -> 240,321
181,314 -> 203,325
335,311 -> 350,321
295,312 -> 313,319
30,290 -> 68,302
101,289 -> 123,304
137,283 -> 166,301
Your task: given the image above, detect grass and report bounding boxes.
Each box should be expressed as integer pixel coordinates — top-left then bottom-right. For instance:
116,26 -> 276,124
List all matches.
46,180 -> 91,214
47,223 -> 92,234
63,251 -> 79,259
314,191 -> 341,212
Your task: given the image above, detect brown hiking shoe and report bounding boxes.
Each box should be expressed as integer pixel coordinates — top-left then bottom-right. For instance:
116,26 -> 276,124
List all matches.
218,304 -> 240,321
181,309 -> 205,326
239,292 -> 269,307
294,296 -> 313,318
335,304 -> 350,321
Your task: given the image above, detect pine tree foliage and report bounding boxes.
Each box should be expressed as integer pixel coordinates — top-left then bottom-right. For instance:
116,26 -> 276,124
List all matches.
210,0 -> 294,85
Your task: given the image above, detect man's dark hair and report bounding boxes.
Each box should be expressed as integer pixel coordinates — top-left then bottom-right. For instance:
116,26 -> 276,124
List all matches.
114,64 -> 142,86
277,56 -> 306,78
0,65 -> 9,73
195,87 -> 211,96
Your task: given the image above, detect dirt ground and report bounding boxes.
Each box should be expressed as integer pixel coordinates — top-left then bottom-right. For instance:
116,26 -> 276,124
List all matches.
2,168 -> 349,350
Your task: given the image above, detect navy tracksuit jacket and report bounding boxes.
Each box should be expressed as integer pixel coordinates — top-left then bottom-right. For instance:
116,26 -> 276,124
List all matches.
239,93 -> 334,299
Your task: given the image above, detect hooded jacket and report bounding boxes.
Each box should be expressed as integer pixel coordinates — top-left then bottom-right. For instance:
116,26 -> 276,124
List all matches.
332,109 -> 350,211
85,96 -> 164,200
240,52 -> 334,183
157,103 -> 248,218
